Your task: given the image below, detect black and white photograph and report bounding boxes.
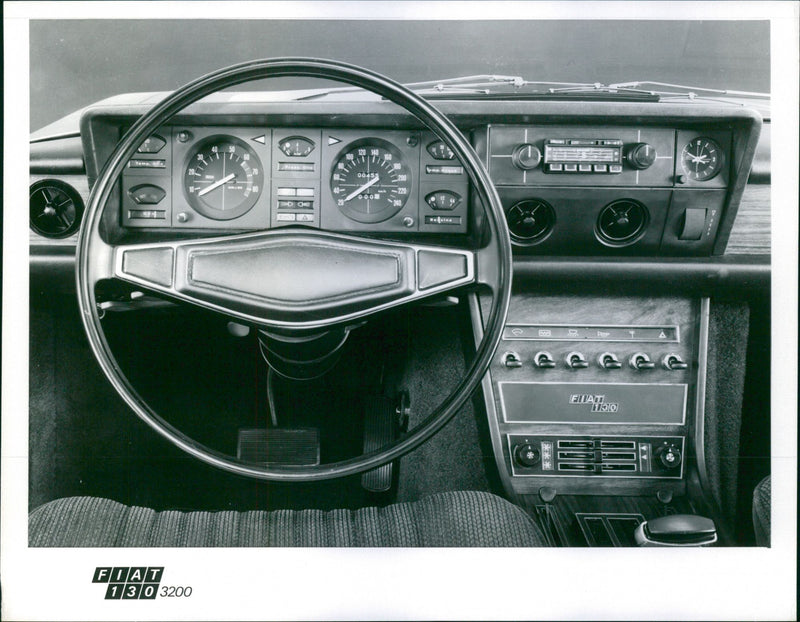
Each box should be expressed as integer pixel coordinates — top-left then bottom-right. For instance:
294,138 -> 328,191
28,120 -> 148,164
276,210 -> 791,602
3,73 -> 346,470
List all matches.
2,1 -> 798,620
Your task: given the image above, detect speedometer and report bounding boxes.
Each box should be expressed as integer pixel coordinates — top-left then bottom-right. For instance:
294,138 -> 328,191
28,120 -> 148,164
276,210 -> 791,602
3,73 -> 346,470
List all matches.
183,136 -> 263,220
330,139 -> 412,223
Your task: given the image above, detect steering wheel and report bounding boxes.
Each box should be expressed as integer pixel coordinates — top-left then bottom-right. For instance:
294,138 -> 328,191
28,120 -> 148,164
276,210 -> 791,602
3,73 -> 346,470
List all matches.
77,58 -> 512,481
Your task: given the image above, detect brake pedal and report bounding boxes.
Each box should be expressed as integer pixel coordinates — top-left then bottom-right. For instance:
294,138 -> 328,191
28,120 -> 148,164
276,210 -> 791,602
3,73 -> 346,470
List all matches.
361,396 -> 398,493
237,428 -> 320,465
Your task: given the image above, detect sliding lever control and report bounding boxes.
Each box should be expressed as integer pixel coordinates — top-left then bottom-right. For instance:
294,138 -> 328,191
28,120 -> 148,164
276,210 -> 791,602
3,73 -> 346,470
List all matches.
598,352 -> 622,369
629,352 -> 655,370
533,351 -> 556,369
662,353 -> 689,371
565,352 -> 589,369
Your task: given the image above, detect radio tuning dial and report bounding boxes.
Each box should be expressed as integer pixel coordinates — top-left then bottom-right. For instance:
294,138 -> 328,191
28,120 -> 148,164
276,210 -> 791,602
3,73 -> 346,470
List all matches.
512,143 -> 542,170
626,143 -> 657,170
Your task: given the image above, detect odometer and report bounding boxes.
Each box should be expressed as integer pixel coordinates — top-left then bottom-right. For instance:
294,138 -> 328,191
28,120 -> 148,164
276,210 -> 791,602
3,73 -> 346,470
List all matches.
183,136 -> 263,220
330,139 -> 412,223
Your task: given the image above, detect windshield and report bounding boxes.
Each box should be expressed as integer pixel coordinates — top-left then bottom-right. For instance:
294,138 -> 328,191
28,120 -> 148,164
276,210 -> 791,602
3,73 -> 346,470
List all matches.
30,19 -> 770,132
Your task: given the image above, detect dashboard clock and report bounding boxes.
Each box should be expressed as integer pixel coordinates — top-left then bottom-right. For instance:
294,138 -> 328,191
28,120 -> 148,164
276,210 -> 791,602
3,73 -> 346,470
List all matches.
330,138 -> 412,223
680,137 -> 724,182
183,135 -> 264,220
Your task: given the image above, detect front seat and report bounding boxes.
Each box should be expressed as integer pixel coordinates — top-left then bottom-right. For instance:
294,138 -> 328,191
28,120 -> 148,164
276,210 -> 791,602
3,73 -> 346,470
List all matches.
29,490 -> 547,547
752,475 -> 771,546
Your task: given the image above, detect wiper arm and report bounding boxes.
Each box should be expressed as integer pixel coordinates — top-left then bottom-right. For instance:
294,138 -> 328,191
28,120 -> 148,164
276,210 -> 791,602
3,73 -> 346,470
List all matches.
292,75 -> 602,100
290,75 -> 769,103
609,80 -> 770,99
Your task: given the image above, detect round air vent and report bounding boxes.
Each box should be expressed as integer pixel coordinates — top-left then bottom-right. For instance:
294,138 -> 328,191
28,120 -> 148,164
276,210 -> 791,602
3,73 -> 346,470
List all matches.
506,199 -> 555,244
596,199 -> 648,246
29,179 -> 84,238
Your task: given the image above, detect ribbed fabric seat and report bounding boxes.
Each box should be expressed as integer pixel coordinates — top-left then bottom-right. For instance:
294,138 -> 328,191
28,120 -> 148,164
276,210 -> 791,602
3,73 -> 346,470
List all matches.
29,490 -> 547,547
752,475 -> 771,547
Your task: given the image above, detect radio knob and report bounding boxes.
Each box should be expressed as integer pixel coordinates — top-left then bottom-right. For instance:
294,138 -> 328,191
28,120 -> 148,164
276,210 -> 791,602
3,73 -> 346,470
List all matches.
626,143 -> 657,170
512,143 -> 542,170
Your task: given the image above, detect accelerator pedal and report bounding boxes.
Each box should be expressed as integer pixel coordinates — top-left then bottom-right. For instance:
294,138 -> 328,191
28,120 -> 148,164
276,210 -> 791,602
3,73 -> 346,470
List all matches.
237,428 -> 320,465
361,395 -> 401,493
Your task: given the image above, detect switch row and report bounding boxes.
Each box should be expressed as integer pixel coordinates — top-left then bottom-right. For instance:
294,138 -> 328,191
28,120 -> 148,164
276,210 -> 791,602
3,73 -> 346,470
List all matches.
502,351 -> 688,371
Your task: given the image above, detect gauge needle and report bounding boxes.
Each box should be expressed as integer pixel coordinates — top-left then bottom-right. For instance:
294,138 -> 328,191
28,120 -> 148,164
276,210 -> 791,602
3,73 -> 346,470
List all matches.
198,173 -> 236,196
344,175 -> 380,202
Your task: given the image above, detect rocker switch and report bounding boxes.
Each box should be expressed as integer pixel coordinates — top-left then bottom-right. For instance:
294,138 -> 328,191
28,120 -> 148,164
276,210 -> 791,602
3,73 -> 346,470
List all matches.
679,208 -> 707,241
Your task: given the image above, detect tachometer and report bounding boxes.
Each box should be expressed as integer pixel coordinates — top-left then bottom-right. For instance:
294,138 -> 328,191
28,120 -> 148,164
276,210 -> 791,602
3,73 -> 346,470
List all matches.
330,139 -> 412,223
184,136 -> 264,220
680,137 -> 724,182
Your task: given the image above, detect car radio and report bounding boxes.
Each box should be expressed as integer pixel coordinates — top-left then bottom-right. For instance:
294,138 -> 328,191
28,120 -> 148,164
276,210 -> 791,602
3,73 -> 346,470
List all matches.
541,138 -> 624,174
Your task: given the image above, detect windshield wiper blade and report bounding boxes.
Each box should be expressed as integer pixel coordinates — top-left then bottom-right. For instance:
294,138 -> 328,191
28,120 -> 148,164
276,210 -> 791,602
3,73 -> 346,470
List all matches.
291,75 -> 603,101
609,80 -> 770,99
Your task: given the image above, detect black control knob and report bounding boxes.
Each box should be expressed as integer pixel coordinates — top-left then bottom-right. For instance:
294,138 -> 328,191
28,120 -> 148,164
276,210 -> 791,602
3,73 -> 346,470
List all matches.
662,353 -> 689,371
626,143 -> 657,170
657,444 -> 682,470
565,352 -> 589,369
630,352 -> 655,370
514,443 -> 541,467
598,352 -> 622,369
533,351 -> 556,369
512,143 -> 542,170
502,351 -> 523,368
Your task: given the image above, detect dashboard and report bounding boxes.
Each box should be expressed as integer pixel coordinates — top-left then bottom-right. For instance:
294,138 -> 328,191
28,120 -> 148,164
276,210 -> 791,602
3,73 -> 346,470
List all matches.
54,98 -> 763,267
28,96 -> 770,302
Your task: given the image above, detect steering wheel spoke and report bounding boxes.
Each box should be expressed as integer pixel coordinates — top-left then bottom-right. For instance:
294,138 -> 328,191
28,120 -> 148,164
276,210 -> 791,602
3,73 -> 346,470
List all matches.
111,229 -> 475,329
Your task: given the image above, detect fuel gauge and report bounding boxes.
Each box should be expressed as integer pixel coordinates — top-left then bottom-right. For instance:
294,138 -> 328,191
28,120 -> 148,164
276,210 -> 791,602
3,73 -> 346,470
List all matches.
278,136 -> 315,157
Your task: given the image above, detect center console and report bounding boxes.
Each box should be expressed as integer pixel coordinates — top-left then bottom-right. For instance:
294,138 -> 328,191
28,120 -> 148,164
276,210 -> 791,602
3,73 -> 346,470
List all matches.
471,294 -> 711,545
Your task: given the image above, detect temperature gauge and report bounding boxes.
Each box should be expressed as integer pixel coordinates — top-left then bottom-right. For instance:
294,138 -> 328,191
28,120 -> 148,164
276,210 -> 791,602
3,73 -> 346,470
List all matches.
426,140 -> 455,161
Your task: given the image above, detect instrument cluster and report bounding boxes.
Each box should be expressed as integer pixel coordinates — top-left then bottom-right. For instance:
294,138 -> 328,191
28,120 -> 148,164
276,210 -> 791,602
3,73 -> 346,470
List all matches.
121,127 -> 469,234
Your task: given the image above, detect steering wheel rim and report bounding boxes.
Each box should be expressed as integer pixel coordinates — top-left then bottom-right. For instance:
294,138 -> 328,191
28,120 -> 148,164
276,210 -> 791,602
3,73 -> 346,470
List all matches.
77,58 -> 512,482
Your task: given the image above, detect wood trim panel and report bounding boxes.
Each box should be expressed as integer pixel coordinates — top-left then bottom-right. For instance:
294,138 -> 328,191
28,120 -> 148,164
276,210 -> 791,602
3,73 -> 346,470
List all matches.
726,184 -> 770,255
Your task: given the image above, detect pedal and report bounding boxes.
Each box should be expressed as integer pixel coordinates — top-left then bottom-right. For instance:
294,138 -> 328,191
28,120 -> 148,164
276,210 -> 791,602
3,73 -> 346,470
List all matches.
361,396 -> 398,493
237,428 -> 320,465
